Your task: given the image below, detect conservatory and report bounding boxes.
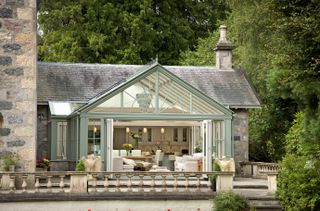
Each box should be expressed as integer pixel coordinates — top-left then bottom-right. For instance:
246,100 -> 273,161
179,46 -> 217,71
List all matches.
48,62 -> 233,172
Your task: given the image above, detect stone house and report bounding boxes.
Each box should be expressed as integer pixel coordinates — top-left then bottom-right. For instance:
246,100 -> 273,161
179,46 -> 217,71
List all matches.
35,26 -> 260,173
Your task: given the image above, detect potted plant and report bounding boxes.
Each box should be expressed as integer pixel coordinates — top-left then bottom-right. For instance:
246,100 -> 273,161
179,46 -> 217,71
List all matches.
123,143 -> 133,156
195,145 -> 202,153
2,154 -> 19,172
36,157 -> 50,171
75,158 -> 86,171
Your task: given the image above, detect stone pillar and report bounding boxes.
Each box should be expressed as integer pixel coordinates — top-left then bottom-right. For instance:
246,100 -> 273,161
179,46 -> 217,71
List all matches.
70,173 -> 88,193
216,173 -> 233,193
0,0 -> 37,171
233,109 -> 249,174
267,173 -> 278,193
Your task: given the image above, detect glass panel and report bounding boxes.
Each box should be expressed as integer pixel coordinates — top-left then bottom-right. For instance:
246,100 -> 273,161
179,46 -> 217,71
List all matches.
88,119 -> 101,156
173,128 -> 178,142
88,69 -> 224,115
49,101 -> 83,116
94,93 -> 121,112
57,121 -> 67,159
89,72 -> 156,113
215,120 -> 224,158
158,72 -> 190,113
147,128 -> 152,142
183,128 -> 187,142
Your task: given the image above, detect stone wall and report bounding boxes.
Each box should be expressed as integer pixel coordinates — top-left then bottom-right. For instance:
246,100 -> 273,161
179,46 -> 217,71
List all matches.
233,109 -> 249,174
0,0 -> 36,171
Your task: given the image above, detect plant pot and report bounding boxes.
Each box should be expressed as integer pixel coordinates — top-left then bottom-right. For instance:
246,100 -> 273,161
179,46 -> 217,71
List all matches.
9,165 -> 15,172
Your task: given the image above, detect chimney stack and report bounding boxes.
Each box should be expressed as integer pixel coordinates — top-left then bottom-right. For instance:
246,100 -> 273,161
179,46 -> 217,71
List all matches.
214,25 -> 234,70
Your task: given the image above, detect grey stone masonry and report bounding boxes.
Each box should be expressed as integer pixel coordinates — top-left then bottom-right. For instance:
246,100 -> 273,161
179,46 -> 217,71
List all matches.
0,7 -> 13,18
4,67 -> 24,76
233,109 -> 249,174
0,0 -> 36,171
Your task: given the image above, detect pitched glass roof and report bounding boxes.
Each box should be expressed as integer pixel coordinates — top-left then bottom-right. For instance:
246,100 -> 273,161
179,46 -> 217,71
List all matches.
79,63 -> 232,116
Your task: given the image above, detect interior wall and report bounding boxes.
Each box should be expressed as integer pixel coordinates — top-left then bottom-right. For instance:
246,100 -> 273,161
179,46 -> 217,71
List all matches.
113,126 -> 190,154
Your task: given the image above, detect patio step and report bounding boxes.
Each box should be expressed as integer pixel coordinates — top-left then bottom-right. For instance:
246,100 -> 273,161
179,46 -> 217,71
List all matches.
248,196 -> 282,211
233,184 -> 267,189
232,177 -> 282,210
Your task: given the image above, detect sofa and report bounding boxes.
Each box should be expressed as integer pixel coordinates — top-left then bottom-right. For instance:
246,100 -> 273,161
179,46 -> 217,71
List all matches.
174,153 -> 203,172
112,157 -> 134,172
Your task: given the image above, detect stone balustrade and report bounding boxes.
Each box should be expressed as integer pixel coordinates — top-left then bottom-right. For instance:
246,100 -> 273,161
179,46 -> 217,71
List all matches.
0,171 -> 234,195
257,163 -> 280,174
240,161 -> 280,178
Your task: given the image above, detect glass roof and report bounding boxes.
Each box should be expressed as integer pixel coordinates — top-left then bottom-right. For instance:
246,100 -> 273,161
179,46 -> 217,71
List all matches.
49,101 -> 83,116
89,69 -> 224,115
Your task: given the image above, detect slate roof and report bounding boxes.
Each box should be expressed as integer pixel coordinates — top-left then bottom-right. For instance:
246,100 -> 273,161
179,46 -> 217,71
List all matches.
37,62 -> 261,108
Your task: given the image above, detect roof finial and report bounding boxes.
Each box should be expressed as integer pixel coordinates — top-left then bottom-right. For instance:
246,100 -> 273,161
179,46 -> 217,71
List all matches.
155,54 -> 158,63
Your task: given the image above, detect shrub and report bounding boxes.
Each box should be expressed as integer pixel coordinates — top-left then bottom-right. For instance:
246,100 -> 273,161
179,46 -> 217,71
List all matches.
213,192 -> 249,211
75,159 -> 86,171
277,112 -> 320,210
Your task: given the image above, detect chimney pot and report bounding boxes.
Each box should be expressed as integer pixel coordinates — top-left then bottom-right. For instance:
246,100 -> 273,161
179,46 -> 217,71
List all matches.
219,25 -> 227,42
215,25 -> 233,70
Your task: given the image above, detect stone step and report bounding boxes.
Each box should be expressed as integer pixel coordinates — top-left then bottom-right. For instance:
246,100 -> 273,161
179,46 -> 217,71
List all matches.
248,196 -> 282,210
233,184 -> 268,189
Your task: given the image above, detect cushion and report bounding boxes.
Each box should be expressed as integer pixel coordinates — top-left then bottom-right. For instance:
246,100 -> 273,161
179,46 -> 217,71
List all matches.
123,158 -> 136,166
192,153 -> 203,160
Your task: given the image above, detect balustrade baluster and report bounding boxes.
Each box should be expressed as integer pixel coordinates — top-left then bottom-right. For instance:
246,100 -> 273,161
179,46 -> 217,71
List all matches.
196,174 -> 201,192
9,175 -> 15,193
185,174 -> 189,192
127,174 -> 132,192
150,175 -> 155,192
139,174 -> 144,192
115,174 -> 121,192
91,174 -> 97,193
46,175 -> 52,193
161,174 -> 167,192
22,175 -> 28,193
59,175 -> 65,193
173,174 -> 178,192
103,175 -> 109,192
35,176 -> 40,193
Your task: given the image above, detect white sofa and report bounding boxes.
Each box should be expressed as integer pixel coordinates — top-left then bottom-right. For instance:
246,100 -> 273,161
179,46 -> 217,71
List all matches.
112,157 -> 134,172
174,153 -> 203,172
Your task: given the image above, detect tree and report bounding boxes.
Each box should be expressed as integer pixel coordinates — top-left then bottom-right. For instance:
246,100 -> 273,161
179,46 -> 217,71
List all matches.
38,0 -> 228,65
180,0 -> 297,161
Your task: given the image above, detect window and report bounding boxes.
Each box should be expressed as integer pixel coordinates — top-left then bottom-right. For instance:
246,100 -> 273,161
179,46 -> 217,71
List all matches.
138,128 -> 143,142
88,119 -> 101,156
183,128 -> 187,142
147,128 -> 152,142
173,128 -> 178,142
57,122 -> 67,159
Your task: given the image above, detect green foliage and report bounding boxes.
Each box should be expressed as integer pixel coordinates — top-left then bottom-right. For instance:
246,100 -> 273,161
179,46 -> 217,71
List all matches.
195,145 -> 202,153
38,0 -> 228,65
211,162 -> 221,183
1,154 -> 19,171
213,192 -> 249,211
179,31 -> 218,66
75,159 -> 86,171
278,113 -> 320,210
